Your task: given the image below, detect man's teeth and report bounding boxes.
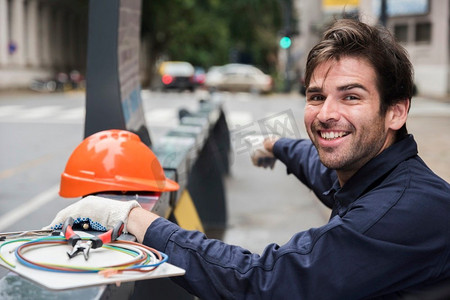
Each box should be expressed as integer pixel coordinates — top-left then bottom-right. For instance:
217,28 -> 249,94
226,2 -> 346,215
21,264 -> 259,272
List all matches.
321,131 -> 348,139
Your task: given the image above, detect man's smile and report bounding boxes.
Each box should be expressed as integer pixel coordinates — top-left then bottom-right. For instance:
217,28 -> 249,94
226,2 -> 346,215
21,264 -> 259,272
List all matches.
319,130 -> 351,140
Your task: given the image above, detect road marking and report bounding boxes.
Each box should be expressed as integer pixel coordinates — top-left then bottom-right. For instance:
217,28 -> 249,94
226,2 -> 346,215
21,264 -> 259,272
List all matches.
173,190 -> 205,233
0,154 -> 53,180
227,111 -> 254,128
0,105 -> 84,124
0,185 -> 59,231
0,105 -> 23,117
17,105 -> 62,119
55,107 -> 85,120
145,109 -> 178,127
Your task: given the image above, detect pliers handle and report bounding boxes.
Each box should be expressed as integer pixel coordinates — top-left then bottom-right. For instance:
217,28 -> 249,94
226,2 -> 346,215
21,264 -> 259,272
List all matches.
62,217 -> 81,246
63,218 -> 124,260
90,221 -> 124,249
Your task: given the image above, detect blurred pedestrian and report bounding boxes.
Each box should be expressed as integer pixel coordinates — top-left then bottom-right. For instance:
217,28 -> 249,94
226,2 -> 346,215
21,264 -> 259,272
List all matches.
69,70 -> 83,89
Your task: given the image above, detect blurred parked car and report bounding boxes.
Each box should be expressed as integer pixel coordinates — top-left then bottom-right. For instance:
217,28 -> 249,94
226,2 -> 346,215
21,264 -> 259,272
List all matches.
158,61 -> 195,92
205,63 -> 273,94
193,67 -> 206,88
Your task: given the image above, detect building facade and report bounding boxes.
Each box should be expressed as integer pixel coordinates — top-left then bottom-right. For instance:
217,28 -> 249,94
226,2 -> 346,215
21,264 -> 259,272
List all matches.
2,0 -> 449,98
361,0 -> 450,98
291,0 -> 450,98
0,0 -> 88,89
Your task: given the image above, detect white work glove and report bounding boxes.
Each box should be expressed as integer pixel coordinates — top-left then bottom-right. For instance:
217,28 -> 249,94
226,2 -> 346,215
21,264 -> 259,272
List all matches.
44,195 -> 141,233
244,135 -> 277,169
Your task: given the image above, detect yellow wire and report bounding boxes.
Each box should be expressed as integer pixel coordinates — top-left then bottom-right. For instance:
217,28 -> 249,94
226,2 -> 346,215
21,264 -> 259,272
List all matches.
1,237 -> 160,273
0,238 -> 29,268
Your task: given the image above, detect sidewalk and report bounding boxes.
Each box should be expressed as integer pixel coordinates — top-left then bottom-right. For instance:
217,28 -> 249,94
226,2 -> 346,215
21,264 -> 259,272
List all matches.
408,96 -> 450,182
223,149 -> 330,253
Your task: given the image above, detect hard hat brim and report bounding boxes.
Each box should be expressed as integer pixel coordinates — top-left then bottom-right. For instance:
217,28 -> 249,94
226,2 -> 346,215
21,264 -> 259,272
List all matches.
59,173 -> 180,198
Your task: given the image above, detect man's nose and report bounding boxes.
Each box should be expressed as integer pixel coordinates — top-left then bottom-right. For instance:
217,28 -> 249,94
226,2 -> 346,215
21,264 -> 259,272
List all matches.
317,98 -> 340,123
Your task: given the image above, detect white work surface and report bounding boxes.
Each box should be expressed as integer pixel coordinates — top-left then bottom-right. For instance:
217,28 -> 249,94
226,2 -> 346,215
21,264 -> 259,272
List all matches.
0,233 -> 185,291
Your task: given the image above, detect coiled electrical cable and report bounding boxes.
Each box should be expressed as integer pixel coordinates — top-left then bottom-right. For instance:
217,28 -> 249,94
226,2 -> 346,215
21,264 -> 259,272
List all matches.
0,236 -> 168,277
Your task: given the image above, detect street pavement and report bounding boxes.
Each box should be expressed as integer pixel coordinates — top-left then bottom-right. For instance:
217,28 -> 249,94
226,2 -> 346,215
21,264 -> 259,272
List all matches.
407,96 -> 450,183
222,94 -> 450,254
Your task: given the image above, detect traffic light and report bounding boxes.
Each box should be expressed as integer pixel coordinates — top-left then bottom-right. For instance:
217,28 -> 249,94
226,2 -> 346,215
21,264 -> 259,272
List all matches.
279,36 -> 292,49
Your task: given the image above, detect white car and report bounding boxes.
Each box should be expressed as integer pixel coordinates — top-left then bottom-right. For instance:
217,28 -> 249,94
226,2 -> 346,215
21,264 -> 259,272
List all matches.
205,64 -> 273,94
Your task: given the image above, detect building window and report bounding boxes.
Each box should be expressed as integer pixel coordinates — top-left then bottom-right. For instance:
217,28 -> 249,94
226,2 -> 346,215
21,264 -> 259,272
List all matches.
394,24 -> 408,43
415,22 -> 431,43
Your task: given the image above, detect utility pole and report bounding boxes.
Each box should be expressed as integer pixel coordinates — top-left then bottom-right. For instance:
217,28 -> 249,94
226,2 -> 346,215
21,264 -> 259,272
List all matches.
379,0 -> 388,27
280,0 -> 293,93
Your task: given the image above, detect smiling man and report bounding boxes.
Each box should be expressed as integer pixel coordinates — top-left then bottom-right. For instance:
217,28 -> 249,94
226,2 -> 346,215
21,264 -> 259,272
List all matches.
48,19 -> 450,299
304,56 -> 408,186
260,19 -> 450,296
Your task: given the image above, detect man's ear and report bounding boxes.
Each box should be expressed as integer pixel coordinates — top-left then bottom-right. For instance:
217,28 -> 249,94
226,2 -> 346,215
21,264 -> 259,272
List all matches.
386,99 -> 410,130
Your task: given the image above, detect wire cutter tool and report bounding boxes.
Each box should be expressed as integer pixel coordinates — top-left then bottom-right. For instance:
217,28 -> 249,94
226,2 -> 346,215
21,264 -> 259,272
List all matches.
62,217 -> 124,260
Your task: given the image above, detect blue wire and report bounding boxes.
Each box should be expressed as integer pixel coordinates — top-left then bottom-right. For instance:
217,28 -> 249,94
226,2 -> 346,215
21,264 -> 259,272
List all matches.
13,236 -> 169,273
14,250 -> 97,273
125,252 -> 169,269
13,237 -> 97,273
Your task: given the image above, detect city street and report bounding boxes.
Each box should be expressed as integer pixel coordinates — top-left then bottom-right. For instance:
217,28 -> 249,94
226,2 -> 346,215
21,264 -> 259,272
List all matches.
0,89 -> 449,281
0,89 -> 318,234
1,0 -> 449,297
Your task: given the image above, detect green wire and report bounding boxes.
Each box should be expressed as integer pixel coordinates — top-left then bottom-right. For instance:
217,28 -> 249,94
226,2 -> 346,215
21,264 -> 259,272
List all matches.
36,244 -> 143,271
1,236 -> 146,272
0,238 -> 31,268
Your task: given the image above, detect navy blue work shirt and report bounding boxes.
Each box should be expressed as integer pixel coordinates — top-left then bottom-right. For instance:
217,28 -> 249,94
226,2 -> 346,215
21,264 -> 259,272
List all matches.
143,135 -> 450,299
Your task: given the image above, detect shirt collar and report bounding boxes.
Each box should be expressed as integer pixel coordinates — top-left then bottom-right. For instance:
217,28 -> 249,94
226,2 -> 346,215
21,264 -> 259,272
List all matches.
324,135 -> 418,211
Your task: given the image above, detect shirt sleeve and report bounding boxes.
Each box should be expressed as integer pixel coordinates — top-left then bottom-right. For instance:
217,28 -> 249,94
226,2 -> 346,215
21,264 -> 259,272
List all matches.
272,138 -> 337,208
143,215 -> 437,299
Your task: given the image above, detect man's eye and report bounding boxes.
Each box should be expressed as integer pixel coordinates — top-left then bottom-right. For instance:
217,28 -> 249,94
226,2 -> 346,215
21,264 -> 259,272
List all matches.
344,95 -> 359,100
308,95 -> 325,101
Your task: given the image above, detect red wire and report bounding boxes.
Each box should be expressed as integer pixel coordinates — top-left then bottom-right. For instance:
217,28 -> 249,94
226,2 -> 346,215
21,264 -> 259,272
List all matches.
16,239 -> 164,274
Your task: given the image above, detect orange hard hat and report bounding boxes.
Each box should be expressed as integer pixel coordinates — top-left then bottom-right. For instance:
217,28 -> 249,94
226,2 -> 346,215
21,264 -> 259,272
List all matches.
59,129 -> 179,198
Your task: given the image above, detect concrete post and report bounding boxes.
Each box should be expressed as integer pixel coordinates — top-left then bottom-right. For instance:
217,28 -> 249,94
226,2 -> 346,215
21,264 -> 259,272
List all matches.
77,15 -> 88,72
54,10 -> 64,69
67,15 -> 76,67
10,0 -> 26,66
0,0 -> 9,66
40,5 -> 52,67
26,0 -> 39,67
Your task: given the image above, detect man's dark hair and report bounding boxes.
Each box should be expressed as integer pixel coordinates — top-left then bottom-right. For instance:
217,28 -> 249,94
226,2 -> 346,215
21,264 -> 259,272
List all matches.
304,18 -> 414,139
